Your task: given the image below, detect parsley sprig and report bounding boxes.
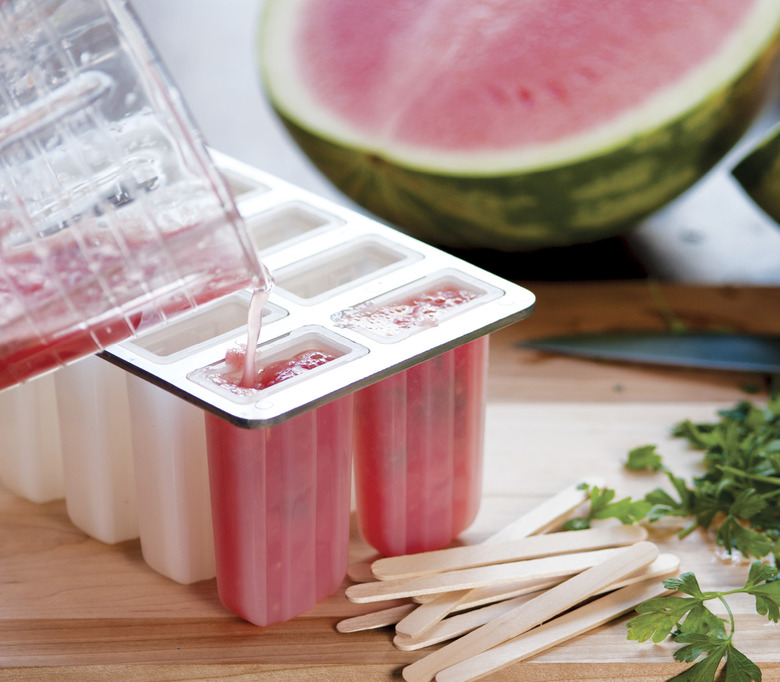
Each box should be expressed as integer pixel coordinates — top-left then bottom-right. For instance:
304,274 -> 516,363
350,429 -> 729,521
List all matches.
561,483 -> 651,530
566,396 -> 780,563
626,562 -> 780,681
560,396 -> 780,680
632,396 -> 780,562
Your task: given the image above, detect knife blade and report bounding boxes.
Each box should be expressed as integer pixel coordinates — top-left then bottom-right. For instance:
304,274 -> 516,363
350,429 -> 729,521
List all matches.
518,331 -> 780,373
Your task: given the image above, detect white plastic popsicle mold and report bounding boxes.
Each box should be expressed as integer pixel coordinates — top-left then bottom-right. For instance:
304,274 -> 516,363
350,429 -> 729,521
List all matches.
125,372 -> 215,584
0,151 -> 535,585
103,150 -> 536,427
0,372 -> 65,503
54,355 -> 139,545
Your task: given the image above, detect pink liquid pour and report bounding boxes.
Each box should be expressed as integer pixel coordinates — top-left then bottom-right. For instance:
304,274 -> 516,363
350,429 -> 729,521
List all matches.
240,286 -> 271,388
238,262 -> 275,388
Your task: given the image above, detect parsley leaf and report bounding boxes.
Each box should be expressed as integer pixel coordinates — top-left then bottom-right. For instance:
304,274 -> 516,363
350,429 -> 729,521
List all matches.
671,631 -> 727,664
627,595 -> 699,643
560,483 -> 651,530
743,562 -> 780,622
616,397 -> 780,680
664,572 -> 706,599
622,397 -> 780,562
626,444 -> 665,472
669,638 -> 761,682
718,516 -> 775,560
722,645 -> 763,682
628,562 -> 779,682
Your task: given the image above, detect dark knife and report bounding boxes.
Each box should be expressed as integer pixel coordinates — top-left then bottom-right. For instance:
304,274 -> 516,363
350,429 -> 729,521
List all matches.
518,331 -> 780,373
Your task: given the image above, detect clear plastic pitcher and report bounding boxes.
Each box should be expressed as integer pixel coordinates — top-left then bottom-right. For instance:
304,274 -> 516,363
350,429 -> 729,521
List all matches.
0,0 -> 269,391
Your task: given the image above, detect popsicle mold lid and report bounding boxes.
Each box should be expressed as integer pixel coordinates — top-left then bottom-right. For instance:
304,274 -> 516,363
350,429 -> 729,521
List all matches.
103,152 -> 535,428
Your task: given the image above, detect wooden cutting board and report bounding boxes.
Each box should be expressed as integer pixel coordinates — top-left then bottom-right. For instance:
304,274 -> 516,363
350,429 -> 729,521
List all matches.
2,282 -> 780,681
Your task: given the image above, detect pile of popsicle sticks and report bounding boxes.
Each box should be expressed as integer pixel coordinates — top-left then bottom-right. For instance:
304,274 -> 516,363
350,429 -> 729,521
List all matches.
338,478 -> 681,681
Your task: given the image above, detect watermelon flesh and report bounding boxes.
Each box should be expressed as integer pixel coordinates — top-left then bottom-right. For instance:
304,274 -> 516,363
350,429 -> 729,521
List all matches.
260,0 -> 780,250
297,1 -> 752,154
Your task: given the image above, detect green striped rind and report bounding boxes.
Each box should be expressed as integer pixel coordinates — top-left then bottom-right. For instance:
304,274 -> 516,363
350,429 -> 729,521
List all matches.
732,123 -> 780,224
268,38 -> 780,251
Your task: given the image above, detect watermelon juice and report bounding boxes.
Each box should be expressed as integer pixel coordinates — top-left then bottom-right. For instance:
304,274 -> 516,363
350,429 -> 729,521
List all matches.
354,336 -> 488,556
203,345 -> 353,626
338,281 -> 490,556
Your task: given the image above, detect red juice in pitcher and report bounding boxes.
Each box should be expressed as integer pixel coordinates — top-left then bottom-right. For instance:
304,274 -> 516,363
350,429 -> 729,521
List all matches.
202,341 -> 353,626
0,213 -> 263,391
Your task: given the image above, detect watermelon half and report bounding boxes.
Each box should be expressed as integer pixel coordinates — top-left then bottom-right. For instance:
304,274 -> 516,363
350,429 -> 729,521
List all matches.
258,0 -> 780,251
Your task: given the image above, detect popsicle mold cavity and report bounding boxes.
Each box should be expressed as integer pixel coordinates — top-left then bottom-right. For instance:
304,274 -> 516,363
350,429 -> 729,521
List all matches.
0,373 -> 65,503
354,336 -> 489,556
275,236 -> 421,304
332,271 -> 502,343
126,373 -> 215,585
127,294 -> 286,362
187,327 -> 367,405
245,202 -> 343,253
221,171 -> 269,201
55,356 -> 139,545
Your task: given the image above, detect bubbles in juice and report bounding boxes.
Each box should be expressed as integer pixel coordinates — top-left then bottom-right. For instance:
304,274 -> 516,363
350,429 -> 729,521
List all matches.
218,347 -> 336,394
332,283 -> 478,338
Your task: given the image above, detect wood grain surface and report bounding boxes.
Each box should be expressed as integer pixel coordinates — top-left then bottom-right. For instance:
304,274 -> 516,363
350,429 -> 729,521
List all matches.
2,282 -> 780,681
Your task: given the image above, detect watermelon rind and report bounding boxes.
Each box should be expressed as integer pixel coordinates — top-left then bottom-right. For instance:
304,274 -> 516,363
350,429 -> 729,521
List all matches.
258,1 -> 780,251
732,122 -> 780,225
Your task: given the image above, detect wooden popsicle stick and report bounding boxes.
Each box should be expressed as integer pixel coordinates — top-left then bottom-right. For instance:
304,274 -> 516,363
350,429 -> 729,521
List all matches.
412,593 -> 442,604
410,576 -> 561,605
408,575 -> 564,610
362,478 -> 598,608
445,575 -> 562,612
394,553 -> 679,650
396,593 -> 540,651
396,589 -> 482,638
346,546 -> 623,604
392,477 -> 602,634
373,525 -> 647,581
401,541 -> 659,682
435,577 -> 674,681
482,476 -> 603,542
452,551 -> 679,613
336,603 -> 417,633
